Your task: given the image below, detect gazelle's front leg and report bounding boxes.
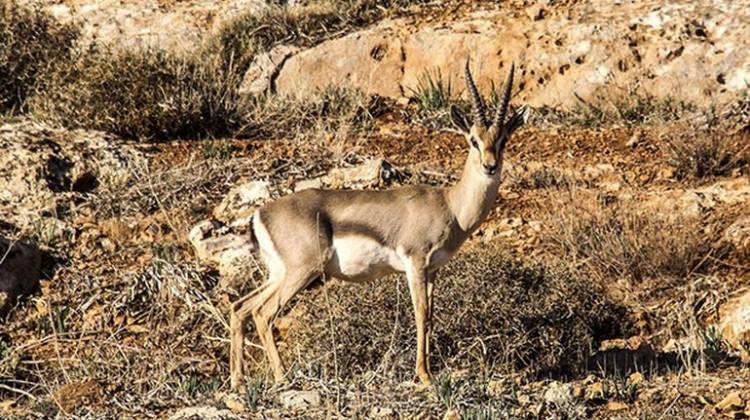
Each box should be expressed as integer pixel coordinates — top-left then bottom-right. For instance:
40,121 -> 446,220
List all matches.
406,260 -> 432,385
426,270 -> 435,364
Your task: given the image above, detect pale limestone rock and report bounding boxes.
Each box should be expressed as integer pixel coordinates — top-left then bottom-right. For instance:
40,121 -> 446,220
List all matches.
213,180 -> 271,222
278,390 -> 321,410
719,291 -> 750,362
722,217 -> 750,255
239,45 -> 300,96
168,406 -> 239,420
543,381 -> 574,405
275,26 -> 404,99
0,120 -> 143,228
188,220 -> 255,283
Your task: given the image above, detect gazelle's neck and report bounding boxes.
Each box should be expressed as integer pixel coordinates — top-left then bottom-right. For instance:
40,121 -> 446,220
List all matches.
446,156 -> 502,233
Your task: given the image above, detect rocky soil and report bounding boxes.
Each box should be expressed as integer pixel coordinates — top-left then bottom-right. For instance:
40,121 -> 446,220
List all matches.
0,0 -> 749,418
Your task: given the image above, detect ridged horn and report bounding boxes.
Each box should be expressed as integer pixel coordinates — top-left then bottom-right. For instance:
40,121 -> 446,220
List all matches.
465,58 -> 488,127
492,62 -> 515,132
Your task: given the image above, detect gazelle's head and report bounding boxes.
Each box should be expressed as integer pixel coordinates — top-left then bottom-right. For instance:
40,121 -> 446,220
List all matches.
450,59 -> 527,177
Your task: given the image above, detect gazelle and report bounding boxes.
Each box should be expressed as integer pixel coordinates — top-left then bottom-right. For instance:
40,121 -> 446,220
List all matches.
230,59 -> 527,390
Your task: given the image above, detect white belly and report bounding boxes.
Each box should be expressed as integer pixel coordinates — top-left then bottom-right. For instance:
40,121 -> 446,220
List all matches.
326,235 -> 404,282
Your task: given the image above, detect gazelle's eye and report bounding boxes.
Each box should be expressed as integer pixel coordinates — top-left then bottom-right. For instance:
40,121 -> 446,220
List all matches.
470,137 -> 479,149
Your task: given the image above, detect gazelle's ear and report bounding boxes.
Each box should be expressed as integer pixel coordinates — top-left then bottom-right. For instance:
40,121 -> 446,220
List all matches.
505,106 -> 529,135
450,105 -> 471,134
498,106 -> 529,149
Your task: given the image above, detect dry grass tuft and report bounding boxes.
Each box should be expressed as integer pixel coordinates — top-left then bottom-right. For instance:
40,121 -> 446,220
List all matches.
534,87 -> 695,128
666,132 -> 749,180
239,87 -> 380,140
283,245 -> 628,382
0,0 -> 78,113
29,47 -> 244,141
544,197 -> 722,283
507,166 -> 574,191
28,43 -> 376,142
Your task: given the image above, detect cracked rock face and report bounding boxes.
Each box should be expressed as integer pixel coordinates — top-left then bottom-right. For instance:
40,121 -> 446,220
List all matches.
274,26 -> 405,99
24,0 -> 266,51
0,121 -> 144,228
270,1 -> 750,108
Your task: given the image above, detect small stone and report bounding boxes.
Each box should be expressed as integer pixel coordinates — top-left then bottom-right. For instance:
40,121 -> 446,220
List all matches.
214,180 -> 271,222
279,390 -> 321,410
627,372 -> 644,386
222,393 -> 246,413
525,5 -> 546,20
294,177 -> 324,192
543,381 -> 574,405
443,409 -> 460,420
169,406 -> 239,420
487,379 -> 509,397
585,382 -> 605,401
517,394 -> 531,406
599,181 -> 622,192
716,391 -> 744,413
660,167 -> 675,179
606,401 -> 628,411
0,400 -> 16,413
369,407 -> 395,418
625,132 -> 641,147
722,217 -> 750,256
527,220 -> 543,232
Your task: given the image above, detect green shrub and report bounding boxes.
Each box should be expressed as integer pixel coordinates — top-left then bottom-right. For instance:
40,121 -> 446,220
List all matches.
29,47 -> 244,140
411,68 -> 453,113
0,0 -> 78,113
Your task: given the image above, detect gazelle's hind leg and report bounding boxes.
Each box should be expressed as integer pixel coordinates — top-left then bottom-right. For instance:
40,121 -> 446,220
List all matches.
230,280 -> 277,391
230,268 -> 320,389
250,268 -> 319,382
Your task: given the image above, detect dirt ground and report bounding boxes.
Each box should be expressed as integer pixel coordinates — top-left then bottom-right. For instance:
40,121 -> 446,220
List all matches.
1,0 -> 749,419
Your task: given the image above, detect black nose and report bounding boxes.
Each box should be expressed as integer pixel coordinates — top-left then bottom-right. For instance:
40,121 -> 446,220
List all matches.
483,164 -> 497,175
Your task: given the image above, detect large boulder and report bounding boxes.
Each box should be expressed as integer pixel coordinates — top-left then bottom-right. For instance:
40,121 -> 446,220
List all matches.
638,178 -> 750,218
274,25 -> 405,98
0,237 -> 42,317
0,120 -> 144,228
188,220 -> 256,285
719,291 -> 750,362
294,158 -> 406,191
272,2 -> 750,108
42,0 -> 266,51
239,45 -> 300,96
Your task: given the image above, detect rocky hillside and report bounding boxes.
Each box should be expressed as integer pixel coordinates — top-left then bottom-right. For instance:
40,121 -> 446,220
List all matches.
0,0 -> 749,418
23,0 -> 750,108
272,0 -> 750,108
